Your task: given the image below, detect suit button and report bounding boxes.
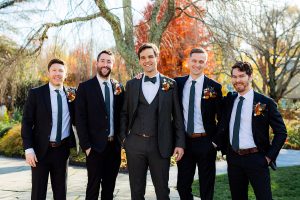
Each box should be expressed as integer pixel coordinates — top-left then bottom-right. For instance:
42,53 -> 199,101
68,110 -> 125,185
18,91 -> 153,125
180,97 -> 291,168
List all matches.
105,116 -> 108,119
106,129 -> 108,131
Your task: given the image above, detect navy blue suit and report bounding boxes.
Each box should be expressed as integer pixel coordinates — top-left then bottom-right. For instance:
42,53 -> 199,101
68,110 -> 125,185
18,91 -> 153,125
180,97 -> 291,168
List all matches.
175,75 -> 223,200
217,91 -> 287,200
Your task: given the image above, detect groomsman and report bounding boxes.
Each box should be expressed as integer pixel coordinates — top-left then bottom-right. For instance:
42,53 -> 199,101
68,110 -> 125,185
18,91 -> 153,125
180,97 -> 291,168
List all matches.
217,61 -> 287,200
175,48 -> 223,200
75,50 -> 124,200
120,43 -> 185,200
21,58 -> 76,200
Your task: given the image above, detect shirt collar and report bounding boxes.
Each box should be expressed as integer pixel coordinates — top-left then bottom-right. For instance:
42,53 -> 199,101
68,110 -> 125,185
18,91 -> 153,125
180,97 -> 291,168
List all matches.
142,72 -> 160,82
49,83 -> 63,92
187,74 -> 204,84
238,88 -> 254,100
97,73 -> 111,86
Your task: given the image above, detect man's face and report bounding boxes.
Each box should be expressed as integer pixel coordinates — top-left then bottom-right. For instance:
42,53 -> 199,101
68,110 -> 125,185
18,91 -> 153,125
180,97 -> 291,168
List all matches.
139,48 -> 158,74
231,68 -> 252,93
48,63 -> 67,87
97,53 -> 114,78
188,53 -> 207,76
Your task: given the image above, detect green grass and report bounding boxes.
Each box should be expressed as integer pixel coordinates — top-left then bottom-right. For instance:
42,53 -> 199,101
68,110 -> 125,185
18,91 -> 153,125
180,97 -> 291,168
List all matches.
192,166 -> 300,200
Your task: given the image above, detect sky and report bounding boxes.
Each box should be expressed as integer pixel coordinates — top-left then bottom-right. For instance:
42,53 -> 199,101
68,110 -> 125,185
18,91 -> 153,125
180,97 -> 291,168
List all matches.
0,0 -> 151,55
0,0 -> 299,57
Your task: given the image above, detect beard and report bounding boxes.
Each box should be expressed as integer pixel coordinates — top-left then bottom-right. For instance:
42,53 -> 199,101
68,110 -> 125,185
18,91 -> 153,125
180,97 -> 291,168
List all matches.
233,81 -> 249,93
97,66 -> 111,78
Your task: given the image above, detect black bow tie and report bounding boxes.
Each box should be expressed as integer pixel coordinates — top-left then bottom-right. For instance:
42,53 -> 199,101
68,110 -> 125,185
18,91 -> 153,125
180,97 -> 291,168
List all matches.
144,76 -> 157,84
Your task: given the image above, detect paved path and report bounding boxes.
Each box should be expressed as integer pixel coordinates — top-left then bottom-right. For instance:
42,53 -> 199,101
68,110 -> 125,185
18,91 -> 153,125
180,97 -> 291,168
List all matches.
0,149 -> 299,199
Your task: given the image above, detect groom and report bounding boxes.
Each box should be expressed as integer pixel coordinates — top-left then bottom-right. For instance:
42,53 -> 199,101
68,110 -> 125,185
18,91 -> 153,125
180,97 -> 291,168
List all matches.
120,43 -> 185,200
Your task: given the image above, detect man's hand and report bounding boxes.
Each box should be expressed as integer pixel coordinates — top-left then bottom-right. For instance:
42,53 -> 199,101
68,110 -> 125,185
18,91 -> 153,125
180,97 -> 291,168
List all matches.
25,153 -> 38,167
173,147 -> 184,162
86,148 -> 91,156
265,156 -> 271,165
135,73 -> 143,79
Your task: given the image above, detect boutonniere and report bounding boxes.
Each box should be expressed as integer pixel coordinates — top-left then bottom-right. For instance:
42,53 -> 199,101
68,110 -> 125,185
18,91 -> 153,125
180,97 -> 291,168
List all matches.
202,86 -> 217,99
111,79 -> 122,95
66,87 -> 76,102
253,102 -> 266,116
161,78 -> 174,91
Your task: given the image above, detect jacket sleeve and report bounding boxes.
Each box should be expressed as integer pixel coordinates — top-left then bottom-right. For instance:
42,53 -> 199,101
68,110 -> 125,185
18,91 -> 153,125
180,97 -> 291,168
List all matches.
21,89 -> 36,150
266,99 -> 287,161
119,81 -> 130,143
172,81 -> 185,148
75,83 -> 91,151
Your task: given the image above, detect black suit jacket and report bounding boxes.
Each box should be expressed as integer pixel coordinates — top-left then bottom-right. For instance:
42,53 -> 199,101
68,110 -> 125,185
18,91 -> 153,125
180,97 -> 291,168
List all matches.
218,91 -> 287,161
175,75 -> 223,142
21,84 -> 76,160
120,74 -> 185,158
75,77 -> 124,153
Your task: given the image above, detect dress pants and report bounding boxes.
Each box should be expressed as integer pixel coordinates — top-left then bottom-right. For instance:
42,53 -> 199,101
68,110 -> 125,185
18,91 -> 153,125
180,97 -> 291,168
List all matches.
227,148 -> 272,200
125,134 -> 170,200
177,136 -> 216,200
85,141 -> 121,200
31,144 -> 69,200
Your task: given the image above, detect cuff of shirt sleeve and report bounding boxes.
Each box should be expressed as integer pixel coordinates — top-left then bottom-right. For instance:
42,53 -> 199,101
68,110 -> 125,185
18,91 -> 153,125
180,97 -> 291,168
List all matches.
25,148 -> 35,155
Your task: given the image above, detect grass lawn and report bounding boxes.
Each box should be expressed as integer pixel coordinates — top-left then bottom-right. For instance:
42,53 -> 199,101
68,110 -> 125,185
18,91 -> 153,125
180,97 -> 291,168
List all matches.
192,166 -> 300,200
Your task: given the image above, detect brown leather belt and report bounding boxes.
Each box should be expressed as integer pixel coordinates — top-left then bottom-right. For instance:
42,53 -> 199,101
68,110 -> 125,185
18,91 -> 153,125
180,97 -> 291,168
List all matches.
234,147 -> 259,155
189,133 -> 208,138
108,136 -> 114,142
49,138 -> 68,148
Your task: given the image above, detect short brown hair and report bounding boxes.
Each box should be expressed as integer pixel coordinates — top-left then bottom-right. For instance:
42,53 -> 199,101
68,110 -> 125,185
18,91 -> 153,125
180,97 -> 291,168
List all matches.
231,61 -> 253,76
97,50 -> 114,62
137,43 -> 159,59
47,58 -> 65,70
189,47 -> 207,57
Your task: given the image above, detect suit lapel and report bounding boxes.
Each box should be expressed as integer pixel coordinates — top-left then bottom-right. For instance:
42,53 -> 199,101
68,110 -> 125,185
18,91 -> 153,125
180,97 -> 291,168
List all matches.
92,77 -> 107,114
132,75 -> 143,115
63,87 -> 71,112
252,91 -> 261,138
178,76 -> 189,108
158,74 -> 166,113
43,84 -> 52,119
227,92 -> 238,122
200,76 -> 208,119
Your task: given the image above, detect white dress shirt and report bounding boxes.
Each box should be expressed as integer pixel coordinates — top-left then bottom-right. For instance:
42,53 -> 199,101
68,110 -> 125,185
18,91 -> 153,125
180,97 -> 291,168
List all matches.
182,75 -> 205,133
97,74 -> 114,137
49,83 -> 71,142
25,83 -> 71,155
229,89 -> 256,149
142,73 -> 160,104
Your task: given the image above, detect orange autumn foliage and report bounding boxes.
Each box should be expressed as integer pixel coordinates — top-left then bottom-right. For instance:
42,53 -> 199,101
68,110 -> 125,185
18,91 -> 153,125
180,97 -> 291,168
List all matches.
135,0 -> 215,78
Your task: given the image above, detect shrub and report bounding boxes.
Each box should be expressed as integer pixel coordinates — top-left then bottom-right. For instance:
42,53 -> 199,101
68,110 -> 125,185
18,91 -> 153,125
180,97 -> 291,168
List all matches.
283,120 -> 300,150
0,123 -> 24,157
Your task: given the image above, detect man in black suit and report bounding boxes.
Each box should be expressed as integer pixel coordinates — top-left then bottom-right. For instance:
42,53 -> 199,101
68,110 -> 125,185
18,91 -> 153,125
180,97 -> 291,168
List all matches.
21,58 -> 76,200
120,43 -> 185,200
217,61 -> 287,200
75,50 -> 124,200
175,48 -> 222,200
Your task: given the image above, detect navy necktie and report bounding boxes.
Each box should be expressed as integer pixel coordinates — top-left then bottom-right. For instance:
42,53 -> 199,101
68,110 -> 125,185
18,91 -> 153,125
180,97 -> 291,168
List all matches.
55,90 -> 62,143
232,96 -> 245,151
103,82 -> 110,134
187,80 -> 196,135
144,76 -> 157,84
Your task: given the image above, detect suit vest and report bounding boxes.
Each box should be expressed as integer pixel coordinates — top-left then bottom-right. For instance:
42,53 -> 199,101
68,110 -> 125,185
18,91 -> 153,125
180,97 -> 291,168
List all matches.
131,86 -> 159,137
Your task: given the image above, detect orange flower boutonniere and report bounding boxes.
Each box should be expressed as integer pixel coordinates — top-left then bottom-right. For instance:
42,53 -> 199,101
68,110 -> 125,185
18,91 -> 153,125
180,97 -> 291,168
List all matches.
161,78 -> 174,91
202,87 -> 217,99
253,102 -> 266,116
66,87 -> 76,102
112,79 -> 122,95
